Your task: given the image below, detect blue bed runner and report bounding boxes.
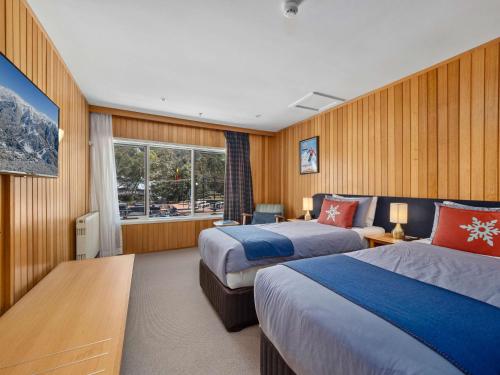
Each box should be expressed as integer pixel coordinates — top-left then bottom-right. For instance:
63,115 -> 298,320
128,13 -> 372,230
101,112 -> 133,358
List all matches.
218,226 -> 294,261
285,255 -> 500,375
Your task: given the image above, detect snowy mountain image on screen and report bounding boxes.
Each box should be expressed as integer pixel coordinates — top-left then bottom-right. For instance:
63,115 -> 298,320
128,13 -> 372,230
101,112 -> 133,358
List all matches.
0,85 -> 58,176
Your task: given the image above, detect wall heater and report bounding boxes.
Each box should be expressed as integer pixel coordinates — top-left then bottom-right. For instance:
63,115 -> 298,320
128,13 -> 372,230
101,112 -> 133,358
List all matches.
76,212 -> 100,260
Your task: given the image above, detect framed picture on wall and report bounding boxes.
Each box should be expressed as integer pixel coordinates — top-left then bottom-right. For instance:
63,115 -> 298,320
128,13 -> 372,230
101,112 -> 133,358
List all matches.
299,136 -> 319,174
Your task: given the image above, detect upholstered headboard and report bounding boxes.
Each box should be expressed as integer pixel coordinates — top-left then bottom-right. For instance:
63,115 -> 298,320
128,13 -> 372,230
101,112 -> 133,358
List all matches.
312,193 -> 500,238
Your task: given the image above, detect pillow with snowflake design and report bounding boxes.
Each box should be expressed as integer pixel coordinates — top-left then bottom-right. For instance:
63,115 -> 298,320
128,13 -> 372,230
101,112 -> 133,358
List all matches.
431,205 -> 500,256
317,199 -> 359,228
429,202 -> 500,240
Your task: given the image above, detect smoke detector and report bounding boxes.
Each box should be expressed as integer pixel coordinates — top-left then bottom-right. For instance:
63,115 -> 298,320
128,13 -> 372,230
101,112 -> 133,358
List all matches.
283,0 -> 299,18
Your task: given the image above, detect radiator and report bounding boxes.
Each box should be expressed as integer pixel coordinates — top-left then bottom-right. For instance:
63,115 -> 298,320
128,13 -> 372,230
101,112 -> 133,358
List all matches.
76,212 -> 100,260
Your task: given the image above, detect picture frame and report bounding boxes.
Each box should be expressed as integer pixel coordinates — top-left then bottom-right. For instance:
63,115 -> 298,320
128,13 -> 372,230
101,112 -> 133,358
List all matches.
299,136 -> 319,174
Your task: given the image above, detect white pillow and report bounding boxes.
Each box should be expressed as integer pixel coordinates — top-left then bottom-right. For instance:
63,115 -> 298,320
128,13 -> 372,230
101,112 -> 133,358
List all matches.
366,196 -> 378,226
443,201 -> 500,211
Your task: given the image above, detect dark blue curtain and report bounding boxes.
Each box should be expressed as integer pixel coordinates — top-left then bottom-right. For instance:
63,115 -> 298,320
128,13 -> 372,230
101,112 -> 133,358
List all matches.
224,131 -> 254,221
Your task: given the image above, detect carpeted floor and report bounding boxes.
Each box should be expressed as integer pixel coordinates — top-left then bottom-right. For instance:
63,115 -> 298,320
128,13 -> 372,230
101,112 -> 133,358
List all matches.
121,248 -> 260,375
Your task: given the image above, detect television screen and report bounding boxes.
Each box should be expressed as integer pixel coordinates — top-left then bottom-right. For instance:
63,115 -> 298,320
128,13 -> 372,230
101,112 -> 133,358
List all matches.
0,53 -> 60,177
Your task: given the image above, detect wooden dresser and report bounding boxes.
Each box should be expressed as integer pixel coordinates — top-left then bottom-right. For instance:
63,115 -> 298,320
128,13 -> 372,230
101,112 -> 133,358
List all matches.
0,255 -> 134,375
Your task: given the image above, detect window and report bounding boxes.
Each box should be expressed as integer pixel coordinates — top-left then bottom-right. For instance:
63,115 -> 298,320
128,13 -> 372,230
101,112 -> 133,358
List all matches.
149,147 -> 192,217
194,151 -> 225,215
115,144 -> 146,218
114,140 -> 225,220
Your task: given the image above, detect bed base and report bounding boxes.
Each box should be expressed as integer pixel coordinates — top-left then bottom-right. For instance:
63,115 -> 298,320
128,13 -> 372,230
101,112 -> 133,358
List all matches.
199,259 -> 258,332
261,330 -> 296,375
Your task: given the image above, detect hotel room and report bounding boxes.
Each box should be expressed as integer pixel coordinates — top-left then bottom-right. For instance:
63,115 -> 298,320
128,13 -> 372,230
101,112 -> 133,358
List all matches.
0,1 -> 499,374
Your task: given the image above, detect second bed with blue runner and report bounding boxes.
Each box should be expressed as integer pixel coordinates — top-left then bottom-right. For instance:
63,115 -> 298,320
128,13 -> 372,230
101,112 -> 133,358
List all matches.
217,225 -> 294,261
285,254 -> 500,375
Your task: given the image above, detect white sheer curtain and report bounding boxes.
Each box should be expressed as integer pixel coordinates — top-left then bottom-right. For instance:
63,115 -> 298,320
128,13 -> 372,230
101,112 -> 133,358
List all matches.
90,113 -> 122,257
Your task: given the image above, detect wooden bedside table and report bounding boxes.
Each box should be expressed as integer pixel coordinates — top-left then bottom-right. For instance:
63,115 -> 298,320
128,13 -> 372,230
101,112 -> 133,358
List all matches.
287,218 -> 305,222
365,233 -> 407,248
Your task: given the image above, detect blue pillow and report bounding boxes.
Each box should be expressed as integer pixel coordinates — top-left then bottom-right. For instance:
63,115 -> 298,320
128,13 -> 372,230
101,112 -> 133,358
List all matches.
326,195 -> 373,228
251,212 -> 277,225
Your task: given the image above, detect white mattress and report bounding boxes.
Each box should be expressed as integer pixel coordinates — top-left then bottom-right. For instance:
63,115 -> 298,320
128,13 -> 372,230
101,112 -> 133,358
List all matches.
225,226 -> 385,289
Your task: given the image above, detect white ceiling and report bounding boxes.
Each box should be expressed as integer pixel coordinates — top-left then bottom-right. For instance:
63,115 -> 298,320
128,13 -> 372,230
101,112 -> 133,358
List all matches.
28,0 -> 500,131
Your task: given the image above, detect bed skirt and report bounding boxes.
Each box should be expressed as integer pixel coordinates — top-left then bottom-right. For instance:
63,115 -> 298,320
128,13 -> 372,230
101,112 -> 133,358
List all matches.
199,259 -> 258,332
260,330 -> 296,375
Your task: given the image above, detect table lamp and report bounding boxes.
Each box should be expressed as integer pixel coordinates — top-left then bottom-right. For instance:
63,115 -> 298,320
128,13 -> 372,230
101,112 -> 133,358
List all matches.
390,203 -> 408,240
303,197 -> 313,221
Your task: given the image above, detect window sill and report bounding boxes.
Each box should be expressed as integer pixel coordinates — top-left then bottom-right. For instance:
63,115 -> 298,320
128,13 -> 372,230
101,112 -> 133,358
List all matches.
120,214 -> 223,225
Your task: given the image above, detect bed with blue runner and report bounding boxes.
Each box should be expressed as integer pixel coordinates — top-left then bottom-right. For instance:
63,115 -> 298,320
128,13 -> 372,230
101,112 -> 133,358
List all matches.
284,255 -> 500,375
217,226 -> 294,261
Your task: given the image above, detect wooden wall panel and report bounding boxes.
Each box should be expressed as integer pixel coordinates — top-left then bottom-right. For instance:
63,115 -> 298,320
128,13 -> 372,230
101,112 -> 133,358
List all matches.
275,38 -> 500,218
112,115 -> 277,254
113,116 -> 226,148
448,60 -> 460,199
121,219 -> 218,254
427,70 -> 438,198
484,43 -> 499,201
471,48 -> 485,200
0,0 -> 89,313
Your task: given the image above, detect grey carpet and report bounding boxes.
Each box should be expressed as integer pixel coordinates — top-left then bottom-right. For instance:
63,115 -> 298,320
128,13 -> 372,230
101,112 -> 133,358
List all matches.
121,248 -> 260,375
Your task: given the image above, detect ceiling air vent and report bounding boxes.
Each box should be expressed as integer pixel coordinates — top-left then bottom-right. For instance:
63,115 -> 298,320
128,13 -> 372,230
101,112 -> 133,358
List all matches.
289,92 -> 345,112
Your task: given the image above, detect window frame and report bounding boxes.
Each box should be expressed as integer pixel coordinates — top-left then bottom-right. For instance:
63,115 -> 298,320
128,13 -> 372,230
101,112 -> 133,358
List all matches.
114,138 -> 226,223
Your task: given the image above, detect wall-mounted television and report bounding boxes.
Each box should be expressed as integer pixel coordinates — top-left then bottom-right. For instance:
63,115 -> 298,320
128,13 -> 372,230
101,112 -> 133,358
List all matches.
0,52 -> 60,177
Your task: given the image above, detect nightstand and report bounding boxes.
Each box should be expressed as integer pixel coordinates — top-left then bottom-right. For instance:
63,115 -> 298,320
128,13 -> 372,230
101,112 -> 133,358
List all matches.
287,218 -> 305,222
365,233 -> 417,248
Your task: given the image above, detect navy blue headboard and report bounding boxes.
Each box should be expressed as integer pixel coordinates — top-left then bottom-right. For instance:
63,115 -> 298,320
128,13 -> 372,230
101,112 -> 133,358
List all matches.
312,193 -> 500,238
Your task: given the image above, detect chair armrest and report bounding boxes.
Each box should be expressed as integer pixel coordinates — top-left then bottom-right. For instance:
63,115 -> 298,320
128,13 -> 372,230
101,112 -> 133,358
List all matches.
275,215 -> 286,223
241,213 -> 253,225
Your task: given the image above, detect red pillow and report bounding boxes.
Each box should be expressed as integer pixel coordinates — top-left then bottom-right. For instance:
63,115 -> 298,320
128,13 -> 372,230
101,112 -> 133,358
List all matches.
318,199 -> 358,228
432,206 -> 500,256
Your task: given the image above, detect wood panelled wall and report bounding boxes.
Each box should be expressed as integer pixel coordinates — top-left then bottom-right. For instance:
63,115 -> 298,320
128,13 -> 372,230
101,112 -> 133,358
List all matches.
122,219 -> 218,254
0,0 -> 89,313
276,38 -> 500,218
112,116 -> 279,254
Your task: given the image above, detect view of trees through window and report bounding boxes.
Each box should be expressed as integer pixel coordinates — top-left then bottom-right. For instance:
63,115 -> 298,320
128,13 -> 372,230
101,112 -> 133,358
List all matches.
149,147 -> 192,217
194,151 -> 225,215
115,141 -> 225,219
115,144 -> 146,218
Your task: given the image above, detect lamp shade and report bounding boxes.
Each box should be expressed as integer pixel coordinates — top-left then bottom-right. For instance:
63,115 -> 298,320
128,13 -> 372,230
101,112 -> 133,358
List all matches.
303,197 -> 313,211
390,203 -> 408,224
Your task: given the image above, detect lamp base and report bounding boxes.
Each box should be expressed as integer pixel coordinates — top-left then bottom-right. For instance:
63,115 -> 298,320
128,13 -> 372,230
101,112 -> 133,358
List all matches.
304,211 -> 311,221
391,223 -> 405,240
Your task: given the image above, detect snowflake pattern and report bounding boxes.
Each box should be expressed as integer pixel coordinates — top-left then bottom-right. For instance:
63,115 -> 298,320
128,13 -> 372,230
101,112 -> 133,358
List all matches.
326,205 -> 341,222
459,217 -> 500,247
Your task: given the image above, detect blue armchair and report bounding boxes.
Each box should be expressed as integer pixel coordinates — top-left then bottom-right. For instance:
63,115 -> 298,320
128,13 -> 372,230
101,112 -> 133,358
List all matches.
241,204 -> 285,225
